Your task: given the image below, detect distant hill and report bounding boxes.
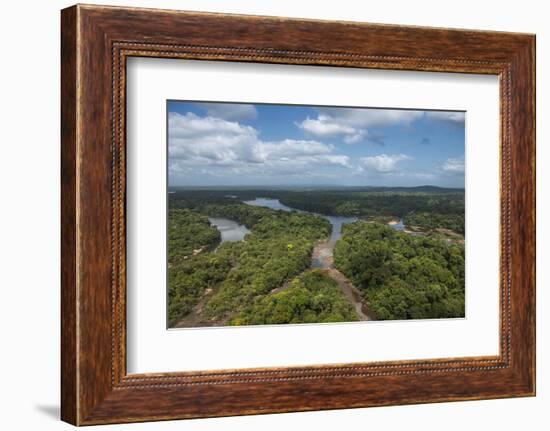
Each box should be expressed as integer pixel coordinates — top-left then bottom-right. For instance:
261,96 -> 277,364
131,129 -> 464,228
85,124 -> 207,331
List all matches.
169,185 -> 464,193
347,185 -> 464,193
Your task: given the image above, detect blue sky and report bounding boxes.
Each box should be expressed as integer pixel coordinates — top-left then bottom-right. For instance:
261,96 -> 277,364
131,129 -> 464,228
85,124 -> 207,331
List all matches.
168,101 -> 465,188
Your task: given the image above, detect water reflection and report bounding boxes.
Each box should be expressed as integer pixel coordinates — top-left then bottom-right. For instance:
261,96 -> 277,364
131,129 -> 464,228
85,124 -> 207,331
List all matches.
243,197 -> 295,212
208,217 -> 250,243
243,197 -> 357,242
389,219 -> 405,231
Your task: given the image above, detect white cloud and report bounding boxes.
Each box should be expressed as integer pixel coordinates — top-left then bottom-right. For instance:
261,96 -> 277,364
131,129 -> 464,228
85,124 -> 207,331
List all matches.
343,129 -> 368,144
195,102 -> 258,121
441,157 -> 465,174
298,115 -> 357,137
426,111 -> 465,124
297,108 -> 422,144
258,139 -> 334,159
168,112 -> 351,180
169,112 -> 262,165
318,108 -> 423,128
169,111 -> 257,140
298,115 -> 367,144
360,154 -> 411,173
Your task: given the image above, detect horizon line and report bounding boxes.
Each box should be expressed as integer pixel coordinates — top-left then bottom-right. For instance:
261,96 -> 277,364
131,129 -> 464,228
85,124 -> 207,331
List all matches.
168,184 -> 465,190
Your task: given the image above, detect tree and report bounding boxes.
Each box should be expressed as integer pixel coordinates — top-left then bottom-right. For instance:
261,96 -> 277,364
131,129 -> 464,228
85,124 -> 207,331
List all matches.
334,221 -> 465,320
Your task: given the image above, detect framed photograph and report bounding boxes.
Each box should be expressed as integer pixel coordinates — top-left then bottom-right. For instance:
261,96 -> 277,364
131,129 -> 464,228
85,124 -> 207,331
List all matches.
61,4 -> 535,425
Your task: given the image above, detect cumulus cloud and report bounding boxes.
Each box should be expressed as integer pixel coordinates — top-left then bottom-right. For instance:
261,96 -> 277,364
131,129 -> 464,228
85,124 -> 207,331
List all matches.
360,154 -> 411,173
258,139 -> 334,159
169,112 -> 262,165
168,112 -> 351,180
297,108 -> 422,144
343,129 -> 368,144
441,157 -> 465,174
298,115 -> 357,137
426,111 -> 465,125
195,102 -> 258,121
298,115 -> 371,145
317,107 -> 423,128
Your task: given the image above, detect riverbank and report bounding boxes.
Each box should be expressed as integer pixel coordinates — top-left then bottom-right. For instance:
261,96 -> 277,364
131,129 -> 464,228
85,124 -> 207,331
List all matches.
311,240 -> 374,321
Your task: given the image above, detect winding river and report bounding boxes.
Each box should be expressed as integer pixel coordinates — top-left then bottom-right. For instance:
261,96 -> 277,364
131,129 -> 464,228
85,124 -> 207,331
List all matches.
243,197 -> 359,243
207,197 -> 402,321
208,217 -> 250,243
210,197 -> 404,261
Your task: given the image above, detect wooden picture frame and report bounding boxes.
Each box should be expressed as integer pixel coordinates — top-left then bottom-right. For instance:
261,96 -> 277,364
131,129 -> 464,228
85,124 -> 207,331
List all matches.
61,4 -> 535,425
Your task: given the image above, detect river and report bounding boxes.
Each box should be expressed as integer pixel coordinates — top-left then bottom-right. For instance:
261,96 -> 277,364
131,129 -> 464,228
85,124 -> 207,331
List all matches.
210,197 -> 377,320
243,197 -> 358,243
208,217 -> 250,243
213,197 -> 403,256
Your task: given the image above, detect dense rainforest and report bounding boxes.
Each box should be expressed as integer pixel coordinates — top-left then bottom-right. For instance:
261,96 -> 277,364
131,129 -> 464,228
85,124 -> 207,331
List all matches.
169,186 -> 465,234
168,209 -> 220,264
231,269 -> 358,325
167,187 -> 465,327
334,222 -> 465,320
168,202 -> 334,326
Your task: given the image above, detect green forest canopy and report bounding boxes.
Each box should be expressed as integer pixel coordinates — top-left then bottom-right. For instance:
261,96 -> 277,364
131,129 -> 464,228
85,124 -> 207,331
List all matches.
167,189 -> 465,326
168,204 -> 332,325
334,222 -> 465,320
169,187 -> 465,234
231,269 -> 358,325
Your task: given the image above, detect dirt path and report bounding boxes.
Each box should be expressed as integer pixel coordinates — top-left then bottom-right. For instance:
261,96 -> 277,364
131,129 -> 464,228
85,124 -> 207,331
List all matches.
173,287 -> 232,328
311,241 -> 375,321
174,237 -> 375,327
326,268 -> 373,321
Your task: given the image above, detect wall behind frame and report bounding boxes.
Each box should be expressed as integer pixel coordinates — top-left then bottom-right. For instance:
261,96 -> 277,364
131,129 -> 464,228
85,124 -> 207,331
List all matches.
0,0 -> 546,430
